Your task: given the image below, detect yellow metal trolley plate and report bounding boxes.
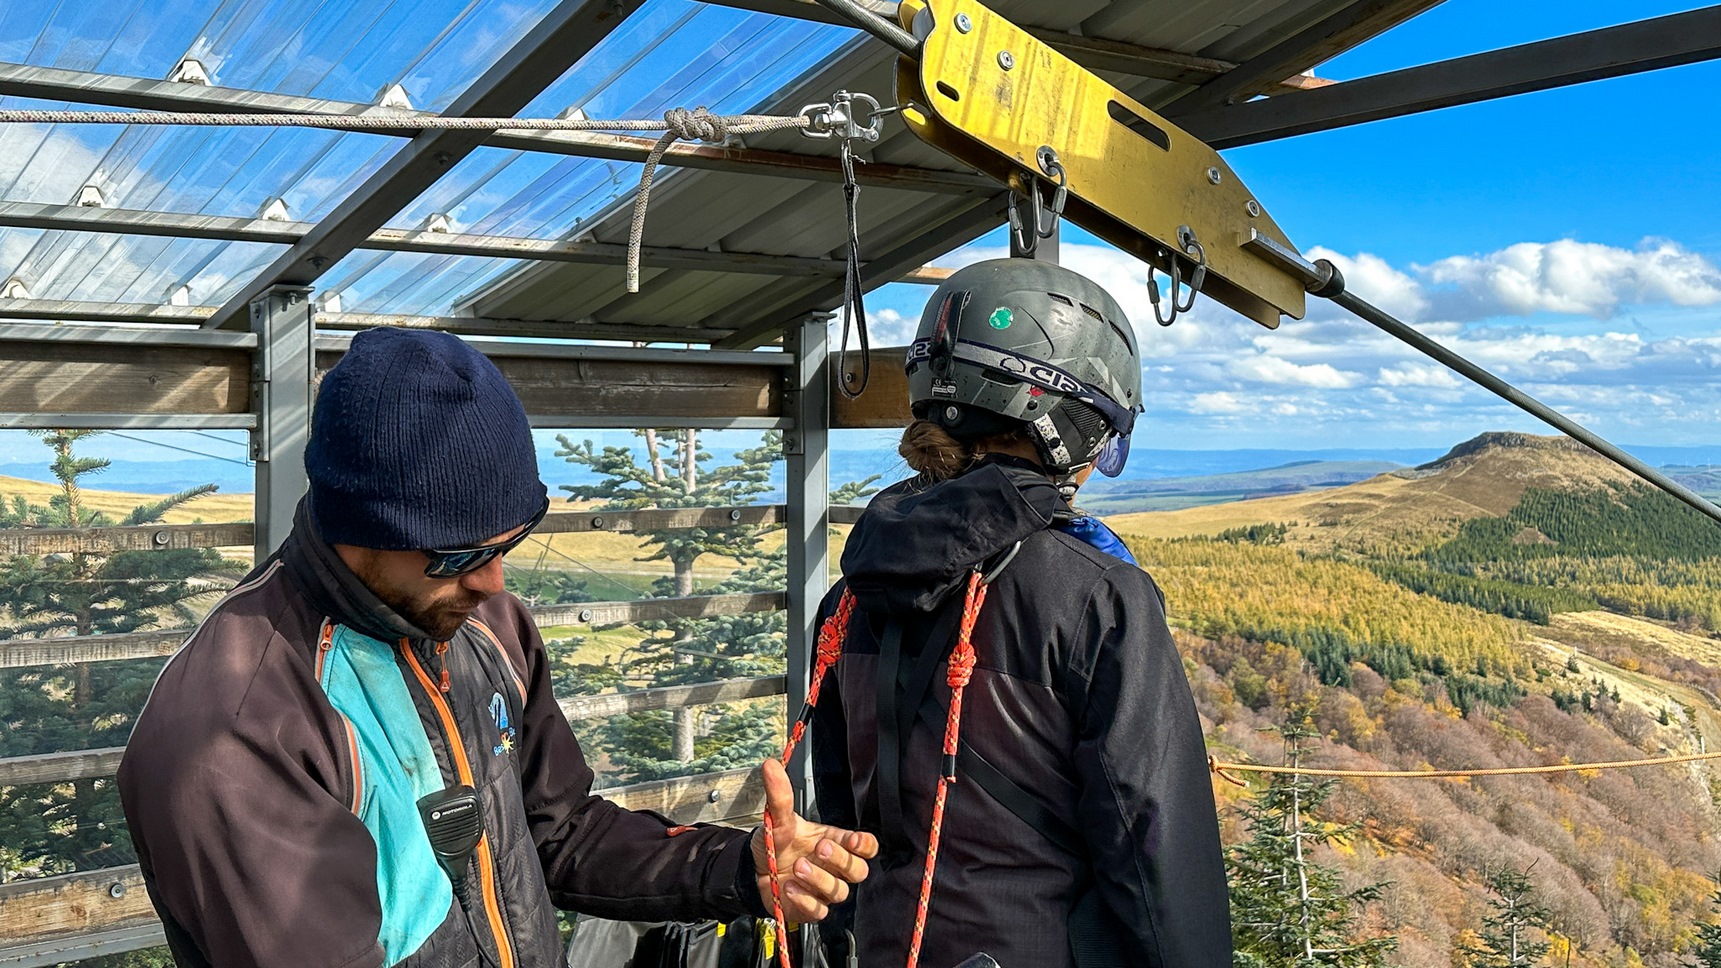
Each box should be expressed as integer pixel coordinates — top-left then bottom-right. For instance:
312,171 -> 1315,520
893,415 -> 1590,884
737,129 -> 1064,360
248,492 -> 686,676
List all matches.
896,0 -> 1305,326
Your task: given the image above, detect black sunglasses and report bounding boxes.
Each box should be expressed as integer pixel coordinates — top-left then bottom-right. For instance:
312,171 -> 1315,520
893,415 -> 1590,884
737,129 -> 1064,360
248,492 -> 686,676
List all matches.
422,499 -> 550,579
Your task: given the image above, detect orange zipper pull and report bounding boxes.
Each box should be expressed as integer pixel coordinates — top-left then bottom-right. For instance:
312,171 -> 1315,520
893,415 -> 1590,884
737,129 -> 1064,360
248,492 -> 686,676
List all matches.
435,640 -> 451,693
439,667 -> 451,694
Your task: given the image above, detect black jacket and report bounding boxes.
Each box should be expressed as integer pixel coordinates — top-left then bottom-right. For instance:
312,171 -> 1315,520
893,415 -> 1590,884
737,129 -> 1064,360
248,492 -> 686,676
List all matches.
811,458 -> 1231,968
120,502 -> 759,968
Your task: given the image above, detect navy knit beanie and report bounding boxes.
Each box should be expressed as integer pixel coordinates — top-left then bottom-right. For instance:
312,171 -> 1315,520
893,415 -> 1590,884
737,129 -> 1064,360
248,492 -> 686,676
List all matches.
305,328 -> 546,550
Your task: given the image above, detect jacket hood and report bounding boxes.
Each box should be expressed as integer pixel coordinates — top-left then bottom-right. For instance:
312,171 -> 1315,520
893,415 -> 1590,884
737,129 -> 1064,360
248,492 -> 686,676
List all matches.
282,497 -> 440,643
841,455 -> 1063,614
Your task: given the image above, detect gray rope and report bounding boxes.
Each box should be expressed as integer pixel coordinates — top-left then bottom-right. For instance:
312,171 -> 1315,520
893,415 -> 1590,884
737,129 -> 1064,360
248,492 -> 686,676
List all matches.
0,106 -> 814,296
0,108 -> 803,133
626,108 -> 807,292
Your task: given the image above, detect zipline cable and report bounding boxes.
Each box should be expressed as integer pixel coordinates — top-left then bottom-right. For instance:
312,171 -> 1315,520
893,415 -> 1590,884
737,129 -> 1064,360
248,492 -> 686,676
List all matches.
1209,749 -> 1721,787
1241,231 -> 1721,528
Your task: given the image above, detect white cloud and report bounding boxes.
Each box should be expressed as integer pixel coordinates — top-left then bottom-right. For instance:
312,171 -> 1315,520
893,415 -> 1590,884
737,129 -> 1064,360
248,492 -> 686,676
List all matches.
1378,363 -> 1462,389
1305,246 -> 1430,323
1229,355 -> 1361,388
1189,391 -> 1247,414
1421,239 -> 1721,320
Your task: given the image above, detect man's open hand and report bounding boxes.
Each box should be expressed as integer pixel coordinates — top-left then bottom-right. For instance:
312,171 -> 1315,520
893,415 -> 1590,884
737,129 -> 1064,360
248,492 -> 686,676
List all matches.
751,757 -> 879,923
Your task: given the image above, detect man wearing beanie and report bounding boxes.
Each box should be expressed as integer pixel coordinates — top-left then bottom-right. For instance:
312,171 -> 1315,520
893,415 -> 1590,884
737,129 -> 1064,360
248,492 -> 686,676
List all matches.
118,328 -> 876,968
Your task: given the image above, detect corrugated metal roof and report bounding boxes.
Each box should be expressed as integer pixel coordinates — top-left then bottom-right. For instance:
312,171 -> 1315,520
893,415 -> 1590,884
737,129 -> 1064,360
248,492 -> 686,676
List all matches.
0,0 -> 1427,340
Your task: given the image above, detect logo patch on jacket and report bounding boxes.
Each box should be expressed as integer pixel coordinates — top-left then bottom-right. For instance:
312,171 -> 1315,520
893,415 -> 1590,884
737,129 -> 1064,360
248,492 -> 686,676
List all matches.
488,692 -> 516,756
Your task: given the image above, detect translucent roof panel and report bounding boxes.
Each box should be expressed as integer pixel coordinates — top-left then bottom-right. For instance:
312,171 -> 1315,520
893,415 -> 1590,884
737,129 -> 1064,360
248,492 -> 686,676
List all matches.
0,0 -> 854,316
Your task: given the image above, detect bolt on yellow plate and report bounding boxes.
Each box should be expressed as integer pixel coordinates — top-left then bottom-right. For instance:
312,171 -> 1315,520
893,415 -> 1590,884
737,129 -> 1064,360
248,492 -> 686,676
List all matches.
896,0 -> 1305,327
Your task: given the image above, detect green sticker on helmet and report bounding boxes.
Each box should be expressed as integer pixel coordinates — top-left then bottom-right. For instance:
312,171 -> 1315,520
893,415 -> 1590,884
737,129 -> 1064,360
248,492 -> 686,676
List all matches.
988,307 -> 1013,330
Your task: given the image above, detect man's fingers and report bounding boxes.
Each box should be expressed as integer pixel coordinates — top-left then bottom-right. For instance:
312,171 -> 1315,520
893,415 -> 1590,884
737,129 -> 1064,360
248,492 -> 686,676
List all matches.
783,882 -> 830,923
760,758 -> 796,834
843,828 -> 880,860
808,836 -> 870,885
790,856 -> 846,905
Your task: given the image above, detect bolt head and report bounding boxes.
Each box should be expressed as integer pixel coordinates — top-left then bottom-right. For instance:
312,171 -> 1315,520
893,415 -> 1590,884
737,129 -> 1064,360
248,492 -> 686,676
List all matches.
153,530 -> 171,546
1245,199 -> 1262,218
729,509 -> 742,522
1205,167 -> 1222,185
954,12 -> 972,32
109,882 -> 126,899
590,515 -> 605,529
708,790 -> 722,803
997,50 -> 1015,70
578,608 -> 594,623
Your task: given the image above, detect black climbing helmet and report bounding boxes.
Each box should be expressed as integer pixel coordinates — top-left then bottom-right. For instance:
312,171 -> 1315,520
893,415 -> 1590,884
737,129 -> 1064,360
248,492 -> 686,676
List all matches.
905,258 -> 1143,480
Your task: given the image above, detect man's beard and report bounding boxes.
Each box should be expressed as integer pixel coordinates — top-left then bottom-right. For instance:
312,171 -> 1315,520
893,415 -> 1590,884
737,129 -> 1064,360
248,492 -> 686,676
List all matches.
351,559 -> 489,640
390,592 -> 486,641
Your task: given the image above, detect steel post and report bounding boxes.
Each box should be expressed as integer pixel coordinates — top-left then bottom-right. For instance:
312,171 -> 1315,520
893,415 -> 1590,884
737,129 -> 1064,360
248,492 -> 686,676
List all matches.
782,314 -> 830,794
249,286 -> 314,561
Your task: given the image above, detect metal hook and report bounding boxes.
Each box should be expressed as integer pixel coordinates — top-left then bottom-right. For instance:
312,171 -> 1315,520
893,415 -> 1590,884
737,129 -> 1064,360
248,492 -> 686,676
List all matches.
1007,147 -> 1069,255
799,90 -> 886,142
1148,226 -> 1209,326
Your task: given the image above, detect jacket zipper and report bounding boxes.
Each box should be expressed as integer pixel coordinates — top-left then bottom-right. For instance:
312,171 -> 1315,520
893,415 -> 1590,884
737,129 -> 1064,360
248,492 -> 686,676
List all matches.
400,638 -> 517,968
315,622 -> 365,815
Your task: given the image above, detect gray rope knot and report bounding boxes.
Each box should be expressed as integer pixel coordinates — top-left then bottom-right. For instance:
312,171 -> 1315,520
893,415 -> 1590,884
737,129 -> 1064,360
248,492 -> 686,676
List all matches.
662,106 -> 730,144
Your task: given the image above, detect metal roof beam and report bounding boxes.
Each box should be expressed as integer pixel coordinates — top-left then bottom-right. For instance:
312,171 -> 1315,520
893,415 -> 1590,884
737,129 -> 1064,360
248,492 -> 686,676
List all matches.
0,298 -> 732,343
0,200 -> 848,277
1180,6 -> 1721,149
692,0 -> 1331,93
200,0 -> 647,330
0,62 -> 988,194
1159,0 -> 1449,117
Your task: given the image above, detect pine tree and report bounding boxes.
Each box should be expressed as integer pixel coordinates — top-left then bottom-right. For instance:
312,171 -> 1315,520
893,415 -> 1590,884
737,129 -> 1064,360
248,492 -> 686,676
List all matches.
0,431 -> 242,876
1227,702 -> 1397,968
1459,864 -> 1553,967
1685,873 -> 1721,967
556,429 -> 779,770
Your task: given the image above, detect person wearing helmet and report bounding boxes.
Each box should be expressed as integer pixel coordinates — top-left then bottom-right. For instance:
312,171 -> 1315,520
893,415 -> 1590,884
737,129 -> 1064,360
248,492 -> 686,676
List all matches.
809,259 -> 1231,967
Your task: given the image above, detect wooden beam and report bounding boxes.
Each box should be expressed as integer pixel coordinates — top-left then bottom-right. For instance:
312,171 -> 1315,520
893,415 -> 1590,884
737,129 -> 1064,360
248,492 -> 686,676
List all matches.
0,329 -> 779,419
0,523 -> 254,556
530,591 -> 785,627
2,592 -> 786,668
561,675 -> 786,721
602,767 -> 763,824
0,747 -> 125,787
538,506 -> 784,535
828,505 -> 865,526
0,630 -> 185,669
0,340 -> 250,416
0,867 -> 154,947
832,345 -> 911,429
0,678 -> 785,787
1179,5 -> 1721,148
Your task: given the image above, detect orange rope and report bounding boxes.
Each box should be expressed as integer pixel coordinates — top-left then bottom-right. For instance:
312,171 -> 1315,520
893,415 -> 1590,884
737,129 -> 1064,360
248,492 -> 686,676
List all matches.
1208,750 -> 1721,787
763,591 -> 856,968
907,571 -> 988,968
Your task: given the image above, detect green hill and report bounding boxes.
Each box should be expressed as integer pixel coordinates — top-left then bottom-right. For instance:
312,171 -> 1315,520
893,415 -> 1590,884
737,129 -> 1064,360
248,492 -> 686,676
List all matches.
1106,432 -> 1721,967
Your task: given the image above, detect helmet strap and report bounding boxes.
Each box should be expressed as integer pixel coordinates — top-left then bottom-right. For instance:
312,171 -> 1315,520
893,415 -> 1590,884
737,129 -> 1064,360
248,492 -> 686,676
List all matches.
1027,413 -> 1092,499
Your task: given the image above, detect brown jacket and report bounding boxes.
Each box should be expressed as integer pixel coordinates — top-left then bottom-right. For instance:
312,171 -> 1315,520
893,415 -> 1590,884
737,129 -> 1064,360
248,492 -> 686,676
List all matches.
119,502 -> 760,968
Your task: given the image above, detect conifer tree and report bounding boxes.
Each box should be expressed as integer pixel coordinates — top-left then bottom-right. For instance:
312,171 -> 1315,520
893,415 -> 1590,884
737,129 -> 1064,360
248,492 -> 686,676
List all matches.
1227,702 -> 1397,967
1685,873 -> 1721,967
1459,864 -> 1553,967
0,430 -> 241,875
